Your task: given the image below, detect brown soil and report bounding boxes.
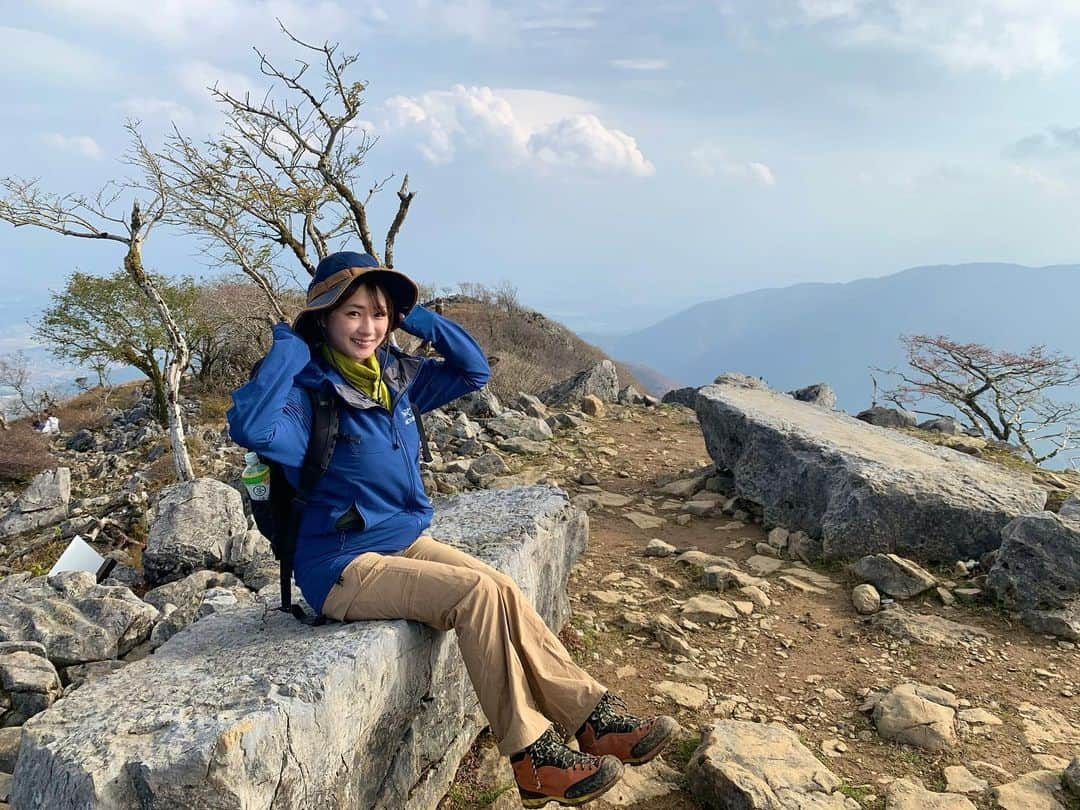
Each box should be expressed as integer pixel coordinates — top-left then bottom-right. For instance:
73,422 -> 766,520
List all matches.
442,403 -> 1080,810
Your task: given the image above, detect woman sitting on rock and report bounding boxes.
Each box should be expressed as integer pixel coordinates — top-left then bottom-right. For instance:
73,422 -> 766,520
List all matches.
228,251 -> 676,807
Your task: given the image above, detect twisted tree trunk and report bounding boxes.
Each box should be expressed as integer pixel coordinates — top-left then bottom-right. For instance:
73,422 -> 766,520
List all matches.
124,203 -> 194,482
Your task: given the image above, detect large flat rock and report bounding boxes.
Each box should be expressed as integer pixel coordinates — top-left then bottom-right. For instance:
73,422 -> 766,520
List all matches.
695,381 -> 1046,560
12,486 -> 587,810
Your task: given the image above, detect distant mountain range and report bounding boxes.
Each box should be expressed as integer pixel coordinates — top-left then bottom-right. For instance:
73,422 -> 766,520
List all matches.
587,263 -> 1080,467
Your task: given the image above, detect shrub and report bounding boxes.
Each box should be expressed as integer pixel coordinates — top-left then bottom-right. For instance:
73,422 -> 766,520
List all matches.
0,423 -> 54,484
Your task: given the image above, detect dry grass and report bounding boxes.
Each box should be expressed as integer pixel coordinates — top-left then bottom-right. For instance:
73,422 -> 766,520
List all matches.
411,297 -> 644,402
0,423 -> 55,484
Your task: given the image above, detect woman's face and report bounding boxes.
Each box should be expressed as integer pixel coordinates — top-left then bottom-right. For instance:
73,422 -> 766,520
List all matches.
324,284 -> 390,362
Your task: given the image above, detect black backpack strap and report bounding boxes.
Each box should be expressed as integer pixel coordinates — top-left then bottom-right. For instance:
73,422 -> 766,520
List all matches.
279,388 -> 339,619
414,411 -> 433,463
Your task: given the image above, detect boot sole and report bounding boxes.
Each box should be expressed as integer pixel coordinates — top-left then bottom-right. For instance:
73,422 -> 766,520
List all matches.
518,761 -> 624,807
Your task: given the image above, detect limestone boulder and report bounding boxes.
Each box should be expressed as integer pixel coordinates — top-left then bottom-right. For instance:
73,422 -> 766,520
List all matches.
0,469 -> 71,540
992,769 -> 1071,810
872,683 -> 957,751
452,387 -> 502,419
787,384 -> 837,410
661,386 -> 697,407
868,606 -> 990,647
11,486 -> 586,810
686,720 -> 859,809
538,360 -> 619,405
0,572 -> 158,667
694,381 -> 1045,560
885,778 -> 975,809
142,478 -> 248,586
856,406 -> 917,428
484,411 -> 553,442
1060,494 -> 1080,521
852,554 -> 937,599
986,512 -> 1080,638
918,417 -> 963,435
143,570 -> 245,650
0,644 -> 62,727
851,584 -> 881,615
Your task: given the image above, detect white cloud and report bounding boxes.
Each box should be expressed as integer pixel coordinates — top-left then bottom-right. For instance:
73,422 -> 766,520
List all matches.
690,143 -> 775,186
610,58 -> 669,71
0,26 -> 115,85
528,114 -> 655,176
1009,163 -> 1072,195
42,133 -> 104,160
377,85 -> 653,176
38,0 -> 353,47
787,0 -> 1080,76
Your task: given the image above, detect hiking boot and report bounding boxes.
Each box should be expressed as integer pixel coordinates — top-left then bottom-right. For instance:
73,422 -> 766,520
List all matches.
511,727 -> 624,807
575,692 -> 677,766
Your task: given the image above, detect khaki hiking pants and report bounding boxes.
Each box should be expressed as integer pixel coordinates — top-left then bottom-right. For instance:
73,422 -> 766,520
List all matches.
321,535 -> 607,755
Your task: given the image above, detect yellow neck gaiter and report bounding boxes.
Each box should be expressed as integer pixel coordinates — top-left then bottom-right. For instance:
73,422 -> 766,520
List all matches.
321,344 -> 392,409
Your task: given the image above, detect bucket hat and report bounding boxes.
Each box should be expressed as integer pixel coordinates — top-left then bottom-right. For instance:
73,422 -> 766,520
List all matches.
292,251 -> 419,343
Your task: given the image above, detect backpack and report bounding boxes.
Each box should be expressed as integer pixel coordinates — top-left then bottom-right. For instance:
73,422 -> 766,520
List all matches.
248,388 -> 339,624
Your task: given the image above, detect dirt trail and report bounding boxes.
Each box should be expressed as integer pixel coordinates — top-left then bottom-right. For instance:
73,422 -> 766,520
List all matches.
443,404 -> 1080,810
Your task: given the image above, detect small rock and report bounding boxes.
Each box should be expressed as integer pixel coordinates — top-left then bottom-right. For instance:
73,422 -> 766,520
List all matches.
643,539 -> 677,557
885,778 -> 976,810
852,584 -> 881,615
942,765 -> 989,794
654,681 -> 708,710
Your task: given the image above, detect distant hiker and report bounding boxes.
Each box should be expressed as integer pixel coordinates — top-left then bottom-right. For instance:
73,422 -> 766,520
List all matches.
38,410 -> 59,434
228,251 -> 675,807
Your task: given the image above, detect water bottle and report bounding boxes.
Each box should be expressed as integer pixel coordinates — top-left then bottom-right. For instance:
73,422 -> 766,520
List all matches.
241,451 -> 271,501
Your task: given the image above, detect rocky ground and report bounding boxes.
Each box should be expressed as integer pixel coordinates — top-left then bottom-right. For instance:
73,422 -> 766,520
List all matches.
440,403 -> 1080,810
1,376 -> 1078,810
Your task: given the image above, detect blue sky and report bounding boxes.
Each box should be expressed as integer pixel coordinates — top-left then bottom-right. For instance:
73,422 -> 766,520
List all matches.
2,0 -> 1080,350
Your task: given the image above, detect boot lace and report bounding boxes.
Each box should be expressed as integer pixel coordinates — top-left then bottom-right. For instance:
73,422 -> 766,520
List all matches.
589,692 -> 642,735
526,728 -> 598,787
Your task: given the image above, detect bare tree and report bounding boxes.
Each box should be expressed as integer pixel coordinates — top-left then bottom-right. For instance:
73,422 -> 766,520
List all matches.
876,334 -> 1080,464
144,21 -> 416,324
0,351 -> 57,424
0,168 -> 196,482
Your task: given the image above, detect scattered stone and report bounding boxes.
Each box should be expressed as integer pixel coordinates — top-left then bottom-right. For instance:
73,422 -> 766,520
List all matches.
0,726 -> 19,771
654,681 -> 708,710
856,406 -> 917,428
767,527 -> 789,550
686,721 -> 857,809
738,585 -> 772,610
0,650 -> 63,726
624,511 -> 666,530
787,383 -> 837,410
986,512 -> 1080,639
852,584 -> 882,615
852,554 -> 937,599
957,708 -> 1001,727
918,416 -> 964,434
820,738 -> 846,757
467,452 -> 511,485
872,683 -> 957,751
142,478 -> 248,586
885,778 -> 976,809
992,770 -> 1069,810
485,411 -> 553,442
1018,702 -> 1080,749
579,395 -> 605,417
778,575 -> 825,595
0,572 -> 158,667
680,595 -> 739,623
538,361 -> 619,406
659,472 -> 709,498
597,756 -> 683,806
868,607 -> 991,648
0,468 -> 71,540
643,539 -> 677,557
943,766 -> 989,795
745,555 -> 786,576
1063,758 -> 1079,796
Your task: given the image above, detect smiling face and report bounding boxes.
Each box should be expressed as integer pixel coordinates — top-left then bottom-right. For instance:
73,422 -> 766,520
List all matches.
322,281 -> 392,362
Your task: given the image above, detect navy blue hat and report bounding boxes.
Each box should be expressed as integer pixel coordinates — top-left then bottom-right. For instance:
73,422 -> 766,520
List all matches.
292,251 -> 419,342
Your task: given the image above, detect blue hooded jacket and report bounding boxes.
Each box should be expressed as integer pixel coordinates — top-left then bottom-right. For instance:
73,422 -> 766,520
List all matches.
227,304 -> 490,613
